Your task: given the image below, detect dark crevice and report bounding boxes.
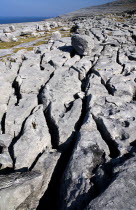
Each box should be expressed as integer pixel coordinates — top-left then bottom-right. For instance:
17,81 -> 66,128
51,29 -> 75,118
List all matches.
37,85 -> 45,105
44,103 -> 59,149
132,34 -> 136,42
1,113 -> 6,134
8,109 -> 34,169
37,77 -> 89,210
120,63 -> 125,74
37,97 -> 87,210
116,47 -> 122,66
133,90 -> 136,101
92,115 -> 120,158
40,54 -> 45,70
64,101 -> 74,113
37,138 -> 76,210
48,60 -> 55,68
116,47 -> 126,75
0,145 -> 3,154
37,72 -> 54,105
89,29 -> 101,41
29,152 -> 44,171
105,79 -> 115,96
12,78 -> 22,106
15,60 -> 24,75
0,167 -> 14,175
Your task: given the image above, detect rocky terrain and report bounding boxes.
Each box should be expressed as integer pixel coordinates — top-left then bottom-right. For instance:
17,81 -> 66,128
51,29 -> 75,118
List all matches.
60,0 -> 136,19
0,0 -> 136,209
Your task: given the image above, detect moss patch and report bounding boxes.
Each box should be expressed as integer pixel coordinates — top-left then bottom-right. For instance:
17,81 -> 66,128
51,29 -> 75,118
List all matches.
33,40 -> 47,46
13,47 -> 34,53
0,27 -> 71,50
0,37 -> 39,49
0,54 -> 12,62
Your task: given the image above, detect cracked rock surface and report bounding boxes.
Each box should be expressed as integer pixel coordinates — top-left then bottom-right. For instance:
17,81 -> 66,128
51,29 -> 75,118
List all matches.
0,5 -> 136,210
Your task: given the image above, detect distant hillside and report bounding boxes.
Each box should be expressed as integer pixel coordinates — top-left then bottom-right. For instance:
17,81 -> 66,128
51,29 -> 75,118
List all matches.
61,0 -> 136,18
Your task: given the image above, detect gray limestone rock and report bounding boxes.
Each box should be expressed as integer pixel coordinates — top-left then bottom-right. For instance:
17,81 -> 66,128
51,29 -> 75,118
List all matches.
14,105 -> 51,169
5,94 -> 38,138
42,67 -> 82,147
0,134 -> 13,169
50,31 -> 61,41
0,5 -> 136,209
0,171 -> 43,210
86,155 -> 136,210
60,111 -> 109,210
9,25 -> 16,32
71,34 -> 94,55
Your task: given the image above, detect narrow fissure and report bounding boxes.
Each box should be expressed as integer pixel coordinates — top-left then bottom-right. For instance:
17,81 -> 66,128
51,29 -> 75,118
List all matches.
37,79 -> 89,210
12,78 -> 22,106
44,103 -> 59,149
92,115 -> 120,158
29,152 -> 44,171
0,145 -> 3,154
1,113 -> 6,134
8,112 -> 33,169
37,71 -> 54,104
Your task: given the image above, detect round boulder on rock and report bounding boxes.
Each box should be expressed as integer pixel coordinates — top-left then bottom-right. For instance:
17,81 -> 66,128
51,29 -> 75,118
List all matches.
9,25 -> 16,32
71,34 -> 94,56
51,31 -> 61,41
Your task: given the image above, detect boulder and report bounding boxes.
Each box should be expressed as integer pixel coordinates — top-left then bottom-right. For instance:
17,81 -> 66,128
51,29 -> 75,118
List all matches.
21,29 -> 33,36
50,31 -> 61,41
9,25 -> 15,32
71,34 -> 94,55
50,22 -> 58,28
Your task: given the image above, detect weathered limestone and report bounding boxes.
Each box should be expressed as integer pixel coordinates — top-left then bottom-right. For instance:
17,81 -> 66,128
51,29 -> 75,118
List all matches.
50,31 -> 61,41
60,111 -> 109,209
14,105 -> 51,169
71,34 -> 94,55
86,155 -> 136,210
0,6 -> 136,210
42,67 -> 82,146
5,94 -> 38,138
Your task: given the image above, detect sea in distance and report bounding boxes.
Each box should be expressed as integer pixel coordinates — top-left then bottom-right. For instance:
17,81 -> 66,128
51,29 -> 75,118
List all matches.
0,17 -> 52,24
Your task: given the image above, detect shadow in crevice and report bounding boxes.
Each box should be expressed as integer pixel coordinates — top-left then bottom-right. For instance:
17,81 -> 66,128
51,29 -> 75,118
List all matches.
1,113 -> 6,134
92,115 -> 120,158
58,46 -> 76,58
8,108 -> 35,169
37,135 -> 76,210
44,103 -> 59,149
37,96 -> 87,210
